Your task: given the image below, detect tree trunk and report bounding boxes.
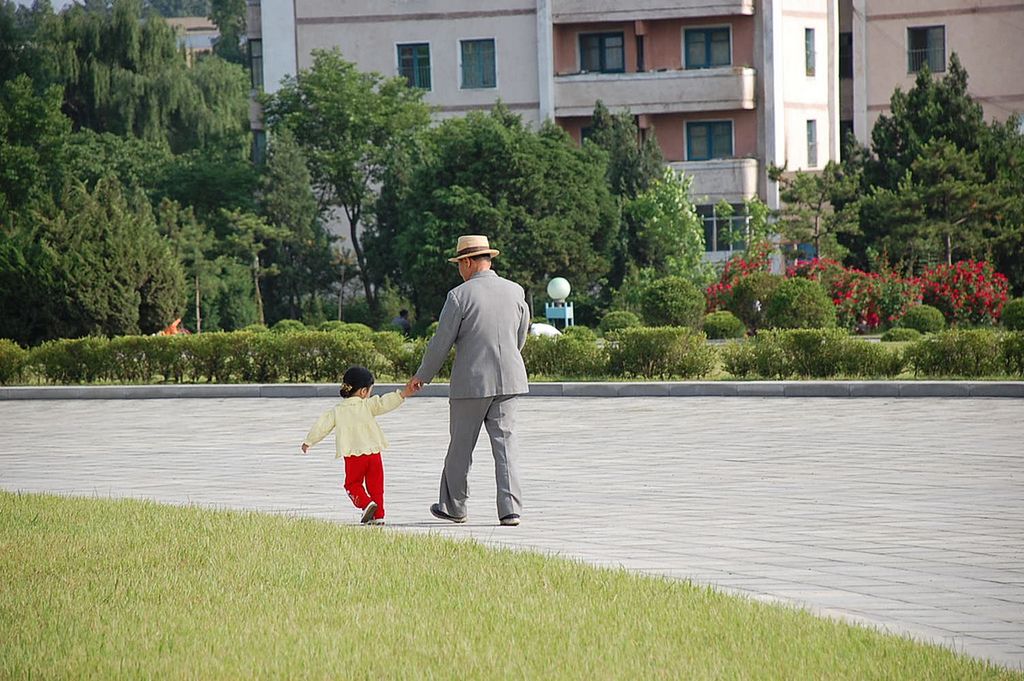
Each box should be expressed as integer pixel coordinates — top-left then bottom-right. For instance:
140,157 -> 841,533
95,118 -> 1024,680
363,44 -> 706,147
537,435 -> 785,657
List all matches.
253,254 -> 265,325
946,232 -> 953,266
347,209 -> 376,312
194,273 -> 202,334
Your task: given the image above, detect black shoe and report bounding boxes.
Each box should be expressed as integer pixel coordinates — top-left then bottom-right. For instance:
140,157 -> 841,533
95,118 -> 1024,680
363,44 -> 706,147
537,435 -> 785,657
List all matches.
499,514 -> 520,527
360,501 -> 378,524
430,503 -> 466,524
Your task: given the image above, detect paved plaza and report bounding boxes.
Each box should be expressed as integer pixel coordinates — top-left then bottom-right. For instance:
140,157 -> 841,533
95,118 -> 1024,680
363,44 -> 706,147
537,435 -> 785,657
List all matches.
1,393 -> 1022,670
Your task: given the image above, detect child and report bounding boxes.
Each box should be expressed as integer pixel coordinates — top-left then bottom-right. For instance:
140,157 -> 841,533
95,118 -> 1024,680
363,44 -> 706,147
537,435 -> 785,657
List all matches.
301,366 -> 417,525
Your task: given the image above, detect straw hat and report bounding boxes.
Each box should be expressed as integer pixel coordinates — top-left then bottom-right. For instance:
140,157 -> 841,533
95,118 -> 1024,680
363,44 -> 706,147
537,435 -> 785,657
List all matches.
448,235 -> 501,262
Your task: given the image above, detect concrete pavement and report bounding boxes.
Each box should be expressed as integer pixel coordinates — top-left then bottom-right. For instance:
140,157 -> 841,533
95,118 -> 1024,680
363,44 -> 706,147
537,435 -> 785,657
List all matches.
1,395 -> 1022,670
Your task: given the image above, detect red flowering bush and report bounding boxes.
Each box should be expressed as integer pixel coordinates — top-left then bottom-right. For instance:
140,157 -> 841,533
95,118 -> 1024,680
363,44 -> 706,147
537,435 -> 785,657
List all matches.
915,260 -> 1009,326
705,242 -> 773,312
788,258 -> 921,333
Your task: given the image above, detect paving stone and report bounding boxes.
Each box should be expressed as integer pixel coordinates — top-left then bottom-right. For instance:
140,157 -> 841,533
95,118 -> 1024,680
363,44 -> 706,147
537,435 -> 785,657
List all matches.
0,396 -> 1022,670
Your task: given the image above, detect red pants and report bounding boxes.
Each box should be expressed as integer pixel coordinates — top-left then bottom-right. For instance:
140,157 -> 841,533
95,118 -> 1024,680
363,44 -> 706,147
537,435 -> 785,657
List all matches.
344,452 -> 384,519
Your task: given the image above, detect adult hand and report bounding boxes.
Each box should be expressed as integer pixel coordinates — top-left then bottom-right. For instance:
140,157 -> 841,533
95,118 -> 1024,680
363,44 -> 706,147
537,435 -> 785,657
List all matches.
403,376 -> 424,398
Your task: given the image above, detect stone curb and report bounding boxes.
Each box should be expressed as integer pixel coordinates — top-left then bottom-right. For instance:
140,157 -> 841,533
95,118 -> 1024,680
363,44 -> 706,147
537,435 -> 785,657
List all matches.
2,381 -> 1023,400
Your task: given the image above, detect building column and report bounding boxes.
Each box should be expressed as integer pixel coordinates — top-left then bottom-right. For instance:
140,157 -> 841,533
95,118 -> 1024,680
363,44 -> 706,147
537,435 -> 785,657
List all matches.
760,0 -> 785,210
536,0 -> 555,123
852,0 -> 868,143
827,0 -> 840,162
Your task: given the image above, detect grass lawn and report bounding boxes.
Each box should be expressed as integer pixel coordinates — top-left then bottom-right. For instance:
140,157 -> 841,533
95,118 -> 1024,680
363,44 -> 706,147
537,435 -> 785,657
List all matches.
2,492 -> 1019,680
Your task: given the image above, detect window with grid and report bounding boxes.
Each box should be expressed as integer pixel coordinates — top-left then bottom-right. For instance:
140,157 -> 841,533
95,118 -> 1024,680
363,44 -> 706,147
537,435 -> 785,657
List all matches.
684,28 -> 730,69
249,39 -> 263,90
807,119 -> 818,168
579,32 -> 625,73
397,43 -> 431,90
687,121 -> 733,161
805,28 -> 815,76
460,38 -> 496,88
907,26 -> 945,72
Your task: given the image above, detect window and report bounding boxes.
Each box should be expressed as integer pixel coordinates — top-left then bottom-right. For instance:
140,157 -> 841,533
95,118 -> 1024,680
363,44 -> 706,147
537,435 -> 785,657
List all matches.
684,28 -> 730,69
687,121 -> 733,161
579,32 -> 625,73
460,38 -> 496,88
805,28 -> 815,76
807,119 -> 818,168
908,26 -> 945,72
839,32 -> 853,79
700,204 -> 748,252
248,39 -> 263,90
397,43 -> 431,90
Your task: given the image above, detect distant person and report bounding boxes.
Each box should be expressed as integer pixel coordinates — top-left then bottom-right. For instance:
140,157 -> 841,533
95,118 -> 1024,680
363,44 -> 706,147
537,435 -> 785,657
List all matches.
392,309 -> 412,336
406,234 -> 530,527
301,365 -> 419,525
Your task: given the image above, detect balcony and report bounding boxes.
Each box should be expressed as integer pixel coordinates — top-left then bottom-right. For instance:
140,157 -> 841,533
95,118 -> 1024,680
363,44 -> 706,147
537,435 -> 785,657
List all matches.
669,157 -> 759,204
552,0 -> 755,23
554,67 -> 755,118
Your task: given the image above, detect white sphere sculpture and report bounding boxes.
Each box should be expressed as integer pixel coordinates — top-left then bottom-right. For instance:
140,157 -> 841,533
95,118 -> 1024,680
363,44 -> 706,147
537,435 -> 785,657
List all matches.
547,277 -> 571,302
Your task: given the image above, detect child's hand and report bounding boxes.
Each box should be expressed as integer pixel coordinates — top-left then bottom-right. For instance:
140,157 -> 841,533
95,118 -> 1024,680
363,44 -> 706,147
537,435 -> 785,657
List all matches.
300,443 -> 309,454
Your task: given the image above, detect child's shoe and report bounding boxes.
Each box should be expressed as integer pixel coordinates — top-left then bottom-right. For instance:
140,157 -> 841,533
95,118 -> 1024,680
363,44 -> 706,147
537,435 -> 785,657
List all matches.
360,501 -> 379,524
368,518 -> 385,526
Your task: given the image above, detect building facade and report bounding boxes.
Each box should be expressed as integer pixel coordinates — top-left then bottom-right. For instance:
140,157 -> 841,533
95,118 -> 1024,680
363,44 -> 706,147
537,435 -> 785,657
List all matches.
842,0 -> 1024,147
248,0 -> 842,259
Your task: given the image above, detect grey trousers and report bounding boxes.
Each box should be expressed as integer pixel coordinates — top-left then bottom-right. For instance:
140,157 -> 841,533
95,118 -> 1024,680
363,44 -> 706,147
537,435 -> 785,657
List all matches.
437,394 -> 522,519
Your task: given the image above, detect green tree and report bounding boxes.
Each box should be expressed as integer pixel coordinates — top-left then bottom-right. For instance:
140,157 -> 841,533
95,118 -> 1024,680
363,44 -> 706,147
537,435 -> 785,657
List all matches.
157,198 -> 225,333
0,75 -> 70,216
258,128 -> 336,322
861,141 -> 997,269
39,0 -> 249,153
769,160 -> 861,259
622,167 -> 712,284
585,101 -> 664,292
222,208 -> 287,325
10,177 -> 186,340
207,0 -> 243,64
144,0 -> 210,18
868,54 -> 985,191
263,48 -> 432,312
382,106 -> 619,317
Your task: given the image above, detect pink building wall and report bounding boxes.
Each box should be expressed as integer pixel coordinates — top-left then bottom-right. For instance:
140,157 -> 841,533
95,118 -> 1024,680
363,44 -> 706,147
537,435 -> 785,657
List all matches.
554,16 -> 755,73
558,110 -> 757,163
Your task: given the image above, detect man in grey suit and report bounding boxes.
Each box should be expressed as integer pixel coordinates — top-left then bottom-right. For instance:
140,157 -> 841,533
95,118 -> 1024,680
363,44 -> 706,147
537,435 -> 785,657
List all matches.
406,235 -> 530,526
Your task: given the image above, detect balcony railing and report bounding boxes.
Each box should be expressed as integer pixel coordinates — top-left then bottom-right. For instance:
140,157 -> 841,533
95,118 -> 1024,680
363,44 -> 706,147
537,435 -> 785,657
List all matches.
908,47 -> 945,73
668,158 -> 759,205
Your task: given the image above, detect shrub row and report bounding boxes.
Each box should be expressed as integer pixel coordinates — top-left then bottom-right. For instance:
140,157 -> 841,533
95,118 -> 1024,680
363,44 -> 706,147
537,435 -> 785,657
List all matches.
721,329 -> 905,379
3,328 -> 1023,385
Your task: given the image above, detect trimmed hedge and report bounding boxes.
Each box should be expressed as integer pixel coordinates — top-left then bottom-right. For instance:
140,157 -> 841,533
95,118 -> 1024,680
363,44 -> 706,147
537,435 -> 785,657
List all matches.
522,336 -> 608,378
1002,298 -> 1024,331
0,338 -> 27,385
905,329 -> 1005,377
560,325 -> 598,343
607,327 -> 715,379
703,311 -> 746,339
721,329 -> 905,379
899,304 -> 945,334
764,278 -> 836,330
880,327 -> 922,343
640,277 -> 706,329
598,311 -> 642,334
726,272 -> 781,332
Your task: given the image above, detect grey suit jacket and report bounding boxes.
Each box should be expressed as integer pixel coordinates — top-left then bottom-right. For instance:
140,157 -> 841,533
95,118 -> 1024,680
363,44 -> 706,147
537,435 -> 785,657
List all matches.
415,270 -> 530,399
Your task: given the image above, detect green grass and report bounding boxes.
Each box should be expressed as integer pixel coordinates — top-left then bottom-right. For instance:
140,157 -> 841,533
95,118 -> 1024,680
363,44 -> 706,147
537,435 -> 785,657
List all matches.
1,492 -> 1019,680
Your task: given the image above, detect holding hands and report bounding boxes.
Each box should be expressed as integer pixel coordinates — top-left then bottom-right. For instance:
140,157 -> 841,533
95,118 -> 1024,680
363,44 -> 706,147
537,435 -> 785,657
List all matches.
403,377 -> 424,399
